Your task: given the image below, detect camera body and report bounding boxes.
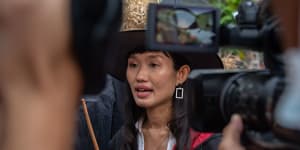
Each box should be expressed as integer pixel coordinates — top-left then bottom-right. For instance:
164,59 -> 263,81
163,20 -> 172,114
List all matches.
146,0 -> 300,149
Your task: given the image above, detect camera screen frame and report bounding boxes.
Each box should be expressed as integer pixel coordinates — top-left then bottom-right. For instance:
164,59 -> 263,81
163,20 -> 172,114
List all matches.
146,3 -> 220,53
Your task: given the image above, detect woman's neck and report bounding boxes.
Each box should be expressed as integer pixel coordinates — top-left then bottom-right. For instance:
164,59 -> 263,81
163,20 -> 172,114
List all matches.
143,101 -> 172,129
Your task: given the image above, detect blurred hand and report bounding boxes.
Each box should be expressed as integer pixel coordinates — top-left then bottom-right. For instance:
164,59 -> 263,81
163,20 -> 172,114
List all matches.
218,114 -> 245,150
0,0 -> 82,150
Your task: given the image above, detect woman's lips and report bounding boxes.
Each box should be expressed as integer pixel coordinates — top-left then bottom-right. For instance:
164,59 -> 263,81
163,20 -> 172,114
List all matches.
136,91 -> 152,99
134,85 -> 153,99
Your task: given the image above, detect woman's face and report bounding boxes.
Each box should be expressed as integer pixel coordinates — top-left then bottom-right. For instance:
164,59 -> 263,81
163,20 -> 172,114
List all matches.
126,51 -> 180,109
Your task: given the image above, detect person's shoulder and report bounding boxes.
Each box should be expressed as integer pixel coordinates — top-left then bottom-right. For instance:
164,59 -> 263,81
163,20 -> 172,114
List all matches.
108,126 -> 124,150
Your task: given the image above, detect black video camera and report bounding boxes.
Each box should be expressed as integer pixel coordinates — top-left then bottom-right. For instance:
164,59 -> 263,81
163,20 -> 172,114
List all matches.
146,0 -> 300,149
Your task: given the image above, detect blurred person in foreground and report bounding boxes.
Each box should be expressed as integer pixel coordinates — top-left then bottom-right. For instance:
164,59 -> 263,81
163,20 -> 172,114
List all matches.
0,1 -> 81,150
0,0 -> 120,149
218,0 -> 300,150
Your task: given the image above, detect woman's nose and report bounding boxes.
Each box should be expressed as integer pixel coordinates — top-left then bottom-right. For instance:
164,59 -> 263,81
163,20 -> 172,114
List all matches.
136,66 -> 148,82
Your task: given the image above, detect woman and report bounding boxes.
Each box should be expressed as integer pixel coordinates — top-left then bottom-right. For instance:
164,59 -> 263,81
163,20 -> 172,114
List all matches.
108,30 -> 223,150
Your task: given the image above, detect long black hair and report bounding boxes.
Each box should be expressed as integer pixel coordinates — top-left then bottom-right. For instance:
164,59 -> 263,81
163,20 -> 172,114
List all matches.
120,50 -> 192,150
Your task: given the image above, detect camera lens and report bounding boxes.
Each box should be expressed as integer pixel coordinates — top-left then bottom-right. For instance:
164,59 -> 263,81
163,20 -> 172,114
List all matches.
220,71 -> 284,131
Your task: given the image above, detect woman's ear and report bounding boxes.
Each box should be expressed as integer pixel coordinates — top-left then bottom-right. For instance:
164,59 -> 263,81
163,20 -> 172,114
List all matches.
176,65 -> 191,85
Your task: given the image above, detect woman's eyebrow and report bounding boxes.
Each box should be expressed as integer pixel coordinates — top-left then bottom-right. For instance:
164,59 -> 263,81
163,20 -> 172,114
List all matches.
128,55 -> 137,59
148,54 -> 165,59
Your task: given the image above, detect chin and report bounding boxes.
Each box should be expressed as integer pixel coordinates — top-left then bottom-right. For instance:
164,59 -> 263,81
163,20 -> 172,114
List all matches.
135,100 -> 153,108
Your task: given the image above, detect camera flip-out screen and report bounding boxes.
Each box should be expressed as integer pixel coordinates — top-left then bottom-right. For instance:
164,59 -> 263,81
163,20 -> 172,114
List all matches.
147,4 -> 219,53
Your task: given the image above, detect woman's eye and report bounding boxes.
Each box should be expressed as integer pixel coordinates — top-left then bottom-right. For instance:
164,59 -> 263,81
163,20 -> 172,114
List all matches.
128,63 -> 138,68
149,63 -> 159,68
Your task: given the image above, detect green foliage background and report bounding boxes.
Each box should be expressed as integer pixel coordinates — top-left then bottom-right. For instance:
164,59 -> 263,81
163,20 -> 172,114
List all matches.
209,0 -> 241,25
209,0 -> 250,67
